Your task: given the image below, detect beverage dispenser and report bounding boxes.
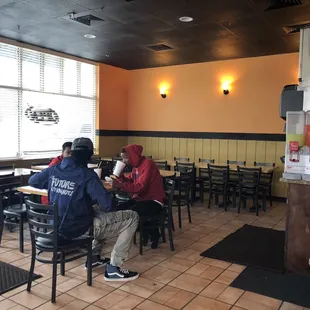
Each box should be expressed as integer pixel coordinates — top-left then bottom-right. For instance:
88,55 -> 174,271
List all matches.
284,111 -> 306,175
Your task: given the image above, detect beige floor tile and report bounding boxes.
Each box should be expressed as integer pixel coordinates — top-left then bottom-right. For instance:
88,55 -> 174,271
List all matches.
217,287 -> 244,305
200,266 -> 224,281
10,291 -> 47,309
67,281 -> 114,303
227,264 -> 246,273
280,302 -> 303,310
200,258 -> 231,269
220,270 -> 240,279
149,286 -> 180,304
0,299 -> 18,310
58,299 -> 89,310
2,284 -> 30,298
173,249 -> 203,262
183,295 -> 231,310
109,294 -> 144,310
0,251 -> 26,263
214,275 -> 234,285
30,284 -> 61,300
142,266 -> 181,284
56,278 -> 85,293
242,292 -> 282,308
119,277 -> 164,299
199,282 -> 227,299
136,300 -> 174,310
159,257 -> 195,272
84,306 -> 102,310
236,297 -> 278,310
169,273 -> 210,294
94,290 -> 129,309
9,305 -> 29,310
185,262 -> 210,277
187,241 -> 213,252
164,290 -> 196,309
231,306 -> 245,310
35,294 -> 75,310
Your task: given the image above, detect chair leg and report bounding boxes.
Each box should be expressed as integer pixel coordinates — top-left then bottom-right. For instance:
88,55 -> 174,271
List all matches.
200,183 -> 204,203
187,197 -> 192,224
60,251 -> 65,276
208,192 -> 212,209
19,217 -> 24,253
0,209 -> 4,246
255,197 -> 259,217
215,194 -> 219,205
27,244 -> 36,292
269,187 -> 273,206
178,202 -> 182,229
51,254 -> 58,303
238,192 -> 242,214
139,221 -> 143,255
168,225 -> 174,251
87,240 -> 92,286
232,188 -> 236,208
161,219 -> 166,243
133,233 -> 137,245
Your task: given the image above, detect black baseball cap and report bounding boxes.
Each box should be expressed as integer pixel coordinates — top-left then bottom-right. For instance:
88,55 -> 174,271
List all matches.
71,137 -> 94,151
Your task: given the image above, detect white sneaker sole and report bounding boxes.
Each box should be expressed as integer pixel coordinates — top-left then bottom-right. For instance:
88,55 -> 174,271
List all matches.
104,274 -> 139,282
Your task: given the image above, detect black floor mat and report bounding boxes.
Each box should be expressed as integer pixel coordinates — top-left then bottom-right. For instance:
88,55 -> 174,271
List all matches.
231,266 -> 310,308
0,261 -> 41,295
200,224 -> 285,272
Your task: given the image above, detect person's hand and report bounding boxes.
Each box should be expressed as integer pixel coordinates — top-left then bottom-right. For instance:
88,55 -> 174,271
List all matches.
112,179 -> 122,189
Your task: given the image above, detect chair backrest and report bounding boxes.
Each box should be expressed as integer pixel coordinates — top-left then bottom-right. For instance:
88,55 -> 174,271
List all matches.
254,161 -> 275,167
156,161 -> 168,170
227,160 -> 246,166
175,162 -> 195,173
0,164 -> 15,170
89,155 -> 102,164
199,168 -> 209,178
237,166 -> 261,193
0,173 -> 21,205
208,164 -> 229,186
25,199 -> 58,248
164,178 -> 176,211
199,158 -> 215,164
146,155 -> 152,159
174,157 -> 189,162
179,171 -> 193,191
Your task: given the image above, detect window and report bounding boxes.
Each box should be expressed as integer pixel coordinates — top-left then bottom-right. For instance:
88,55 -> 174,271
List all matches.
0,42 -> 97,159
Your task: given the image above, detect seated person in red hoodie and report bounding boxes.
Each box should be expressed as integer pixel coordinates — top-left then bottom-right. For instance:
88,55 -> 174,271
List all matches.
112,144 -> 165,249
41,141 -> 72,205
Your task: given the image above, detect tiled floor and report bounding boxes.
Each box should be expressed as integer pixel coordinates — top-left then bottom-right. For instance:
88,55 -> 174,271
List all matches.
0,201 -> 307,310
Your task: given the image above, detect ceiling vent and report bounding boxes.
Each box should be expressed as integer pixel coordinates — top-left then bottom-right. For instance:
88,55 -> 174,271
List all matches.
282,22 -> 310,34
147,44 -> 173,51
68,13 -> 103,26
265,0 -> 303,11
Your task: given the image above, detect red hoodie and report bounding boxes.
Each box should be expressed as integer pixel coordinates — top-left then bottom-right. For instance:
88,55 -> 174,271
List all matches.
41,155 -> 63,205
119,144 -> 165,203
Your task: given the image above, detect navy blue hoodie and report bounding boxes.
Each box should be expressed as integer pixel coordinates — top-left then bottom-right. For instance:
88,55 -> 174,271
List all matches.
29,157 -> 112,239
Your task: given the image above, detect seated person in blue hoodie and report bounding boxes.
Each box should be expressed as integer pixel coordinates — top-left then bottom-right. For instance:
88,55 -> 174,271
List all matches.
29,137 -> 139,282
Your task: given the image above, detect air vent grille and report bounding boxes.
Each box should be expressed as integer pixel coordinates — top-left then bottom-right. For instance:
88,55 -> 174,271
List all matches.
147,44 -> 173,51
69,14 -> 103,26
265,0 -> 303,11
282,22 -> 310,34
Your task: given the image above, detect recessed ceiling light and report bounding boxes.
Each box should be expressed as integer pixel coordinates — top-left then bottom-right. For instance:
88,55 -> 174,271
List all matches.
179,16 -> 193,22
105,54 -> 110,58
84,34 -> 96,39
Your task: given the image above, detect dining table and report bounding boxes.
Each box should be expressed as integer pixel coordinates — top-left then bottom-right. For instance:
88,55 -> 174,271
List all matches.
31,163 -> 99,171
0,168 -> 40,177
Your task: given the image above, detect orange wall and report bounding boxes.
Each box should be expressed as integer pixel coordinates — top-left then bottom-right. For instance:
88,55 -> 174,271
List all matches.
127,53 -> 299,133
98,63 -> 129,130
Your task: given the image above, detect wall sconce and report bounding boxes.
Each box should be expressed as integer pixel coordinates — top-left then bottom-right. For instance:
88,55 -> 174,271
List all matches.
159,86 -> 168,99
222,81 -> 230,95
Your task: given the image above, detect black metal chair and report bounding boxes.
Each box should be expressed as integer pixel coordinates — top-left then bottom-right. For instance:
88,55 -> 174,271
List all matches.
208,164 -> 229,211
227,160 -> 246,166
173,171 -> 193,228
156,161 -> 169,170
0,173 -> 27,252
237,166 -> 262,216
146,155 -> 153,159
135,179 -> 176,255
196,159 -> 215,203
174,161 -> 195,172
25,199 -> 93,303
174,157 -> 189,162
254,162 -> 275,207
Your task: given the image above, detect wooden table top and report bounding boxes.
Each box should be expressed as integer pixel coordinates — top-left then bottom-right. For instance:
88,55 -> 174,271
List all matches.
31,163 -> 98,171
17,181 -> 114,197
0,168 -> 40,177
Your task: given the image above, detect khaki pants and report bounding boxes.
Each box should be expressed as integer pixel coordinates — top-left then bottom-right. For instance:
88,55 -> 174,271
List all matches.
92,208 -> 139,267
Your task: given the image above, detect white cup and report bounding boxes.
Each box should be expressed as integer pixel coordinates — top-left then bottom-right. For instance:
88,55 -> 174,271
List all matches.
94,168 -> 102,179
113,160 -> 126,177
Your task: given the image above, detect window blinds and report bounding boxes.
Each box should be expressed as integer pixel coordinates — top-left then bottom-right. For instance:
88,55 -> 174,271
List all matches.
0,42 -> 97,158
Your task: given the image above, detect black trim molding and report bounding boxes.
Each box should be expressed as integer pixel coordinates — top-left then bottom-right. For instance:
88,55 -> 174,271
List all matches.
96,130 -> 285,142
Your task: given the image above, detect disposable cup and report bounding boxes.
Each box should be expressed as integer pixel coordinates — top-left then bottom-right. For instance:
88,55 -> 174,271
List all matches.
113,160 -> 126,177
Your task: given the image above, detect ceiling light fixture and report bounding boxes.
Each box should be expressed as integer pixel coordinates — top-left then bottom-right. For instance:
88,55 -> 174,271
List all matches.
179,16 -> 193,22
84,34 -> 96,39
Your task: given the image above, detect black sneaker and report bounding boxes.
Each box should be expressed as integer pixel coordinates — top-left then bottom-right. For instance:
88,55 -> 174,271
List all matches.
104,263 -> 139,282
85,255 -> 110,269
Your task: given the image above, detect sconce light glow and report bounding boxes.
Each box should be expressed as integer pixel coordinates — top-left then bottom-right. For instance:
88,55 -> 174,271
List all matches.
220,76 -> 234,95
222,81 -> 230,95
159,83 -> 169,99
